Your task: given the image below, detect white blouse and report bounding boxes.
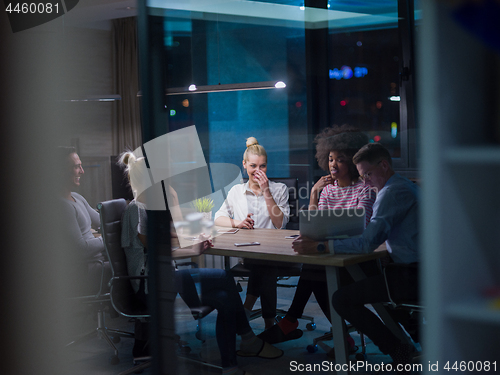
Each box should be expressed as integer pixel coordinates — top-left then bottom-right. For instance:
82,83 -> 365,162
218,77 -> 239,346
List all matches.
214,180 -> 290,229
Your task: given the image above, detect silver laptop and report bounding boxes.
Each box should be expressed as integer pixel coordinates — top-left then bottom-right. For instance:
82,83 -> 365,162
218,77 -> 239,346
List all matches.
299,208 -> 365,241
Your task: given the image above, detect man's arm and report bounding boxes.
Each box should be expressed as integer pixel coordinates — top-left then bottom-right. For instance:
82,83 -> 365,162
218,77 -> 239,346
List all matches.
334,186 -> 414,254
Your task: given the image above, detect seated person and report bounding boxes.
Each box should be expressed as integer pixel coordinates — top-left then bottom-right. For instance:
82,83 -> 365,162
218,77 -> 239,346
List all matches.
292,143 -> 419,373
214,137 -> 290,329
58,146 -> 111,294
259,126 -> 377,347
119,151 -> 283,375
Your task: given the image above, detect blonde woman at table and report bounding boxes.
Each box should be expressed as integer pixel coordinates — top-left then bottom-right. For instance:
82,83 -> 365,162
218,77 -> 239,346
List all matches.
214,137 -> 290,329
258,126 -> 378,348
119,151 -> 283,375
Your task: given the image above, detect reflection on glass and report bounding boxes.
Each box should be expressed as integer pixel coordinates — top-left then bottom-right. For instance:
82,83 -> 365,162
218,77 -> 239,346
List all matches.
328,27 -> 401,157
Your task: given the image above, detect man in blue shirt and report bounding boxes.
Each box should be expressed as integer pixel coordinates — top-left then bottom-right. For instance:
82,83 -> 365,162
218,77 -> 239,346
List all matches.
293,143 -> 419,371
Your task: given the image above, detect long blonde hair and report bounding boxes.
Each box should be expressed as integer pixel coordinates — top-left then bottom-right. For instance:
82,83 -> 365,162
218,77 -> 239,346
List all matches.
243,137 -> 267,162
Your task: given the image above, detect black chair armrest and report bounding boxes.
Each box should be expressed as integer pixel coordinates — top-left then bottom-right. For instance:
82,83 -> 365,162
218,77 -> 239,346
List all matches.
383,262 -> 420,307
108,275 -> 148,287
175,261 -> 199,269
84,258 -> 107,299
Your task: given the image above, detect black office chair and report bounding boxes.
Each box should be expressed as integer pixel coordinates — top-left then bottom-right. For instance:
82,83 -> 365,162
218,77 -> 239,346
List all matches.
97,199 -> 144,366
383,262 -> 420,309
228,177 -> 314,327
308,263 -> 423,360
383,262 -> 423,348
65,257 -> 129,365
98,199 -> 219,373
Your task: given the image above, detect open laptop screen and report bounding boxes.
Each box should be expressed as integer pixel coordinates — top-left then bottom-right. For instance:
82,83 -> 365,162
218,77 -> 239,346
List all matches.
299,208 -> 365,241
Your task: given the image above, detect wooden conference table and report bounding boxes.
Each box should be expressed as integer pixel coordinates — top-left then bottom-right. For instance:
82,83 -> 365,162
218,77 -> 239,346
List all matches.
176,227 -> 397,374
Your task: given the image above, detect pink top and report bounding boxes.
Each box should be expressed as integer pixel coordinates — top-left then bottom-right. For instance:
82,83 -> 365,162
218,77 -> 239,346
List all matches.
318,180 -> 376,227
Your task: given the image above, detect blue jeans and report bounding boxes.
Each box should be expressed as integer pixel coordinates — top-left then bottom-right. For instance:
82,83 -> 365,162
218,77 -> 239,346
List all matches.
176,268 -> 250,368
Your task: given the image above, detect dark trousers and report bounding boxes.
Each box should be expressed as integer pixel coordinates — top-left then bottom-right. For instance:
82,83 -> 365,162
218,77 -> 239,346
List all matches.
331,264 -> 418,355
244,259 -> 279,319
176,268 -> 251,368
288,261 -> 380,321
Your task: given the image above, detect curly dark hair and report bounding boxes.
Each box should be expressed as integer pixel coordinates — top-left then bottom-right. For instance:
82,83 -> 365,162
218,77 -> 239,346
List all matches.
314,125 -> 369,180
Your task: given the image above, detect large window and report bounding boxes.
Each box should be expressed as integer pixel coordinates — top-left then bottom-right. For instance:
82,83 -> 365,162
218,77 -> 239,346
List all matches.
328,28 -> 401,156
140,1 -> 420,372
152,0 -> 419,186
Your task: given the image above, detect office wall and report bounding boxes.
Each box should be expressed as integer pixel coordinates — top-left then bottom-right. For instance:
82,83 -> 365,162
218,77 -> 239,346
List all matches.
1,15 -> 91,374
57,26 -> 115,207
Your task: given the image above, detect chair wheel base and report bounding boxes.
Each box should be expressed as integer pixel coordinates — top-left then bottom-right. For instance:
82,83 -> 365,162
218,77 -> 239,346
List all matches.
355,353 -> 367,361
306,323 -> 316,331
306,344 -> 318,353
109,354 -> 120,365
179,345 -> 192,355
195,331 -> 206,342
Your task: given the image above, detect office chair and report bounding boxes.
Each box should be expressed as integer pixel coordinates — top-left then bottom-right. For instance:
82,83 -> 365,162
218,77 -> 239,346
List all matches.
65,257 -> 128,365
383,262 -> 423,348
306,324 -> 367,360
228,177 -> 314,327
98,199 -> 219,372
97,199 -> 144,366
307,263 -> 423,360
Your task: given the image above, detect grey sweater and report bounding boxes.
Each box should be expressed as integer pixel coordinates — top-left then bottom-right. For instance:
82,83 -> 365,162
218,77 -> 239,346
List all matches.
60,192 -> 104,260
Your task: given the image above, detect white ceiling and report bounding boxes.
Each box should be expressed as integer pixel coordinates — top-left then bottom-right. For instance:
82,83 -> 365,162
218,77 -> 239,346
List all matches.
63,0 -> 399,30
63,0 -> 138,28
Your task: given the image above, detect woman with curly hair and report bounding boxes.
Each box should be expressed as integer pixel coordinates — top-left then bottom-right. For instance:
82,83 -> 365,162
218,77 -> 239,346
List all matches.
258,125 -> 377,348
309,124 -> 374,222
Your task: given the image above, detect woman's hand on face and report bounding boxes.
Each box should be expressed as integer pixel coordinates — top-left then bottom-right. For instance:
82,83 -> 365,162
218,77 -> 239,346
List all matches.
253,169 -> 269,190
237,213 -> 254,229
312,175 -> 333,193
292,235 -> 321,255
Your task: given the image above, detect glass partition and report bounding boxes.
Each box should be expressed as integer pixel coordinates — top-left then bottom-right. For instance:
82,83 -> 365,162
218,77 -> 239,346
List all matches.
141,0 -> 419,372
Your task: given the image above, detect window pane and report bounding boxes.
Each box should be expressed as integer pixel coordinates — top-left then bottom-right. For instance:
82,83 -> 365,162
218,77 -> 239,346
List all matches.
155,0 -> 415,179
328,27 -> 401,157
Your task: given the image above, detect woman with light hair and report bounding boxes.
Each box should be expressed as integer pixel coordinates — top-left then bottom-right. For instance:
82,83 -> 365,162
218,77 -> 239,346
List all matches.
214,137 -> 290,330
118,150 -> 283,375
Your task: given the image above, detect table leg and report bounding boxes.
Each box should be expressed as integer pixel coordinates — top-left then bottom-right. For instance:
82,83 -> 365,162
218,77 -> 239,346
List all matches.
325,265 -> 349,375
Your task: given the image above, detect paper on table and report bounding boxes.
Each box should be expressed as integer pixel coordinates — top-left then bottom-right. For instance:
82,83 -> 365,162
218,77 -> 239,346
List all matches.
217,228 -> 239,234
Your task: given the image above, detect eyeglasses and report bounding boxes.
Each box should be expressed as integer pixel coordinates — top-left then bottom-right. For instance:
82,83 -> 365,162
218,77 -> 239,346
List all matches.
359,160 -> 382,182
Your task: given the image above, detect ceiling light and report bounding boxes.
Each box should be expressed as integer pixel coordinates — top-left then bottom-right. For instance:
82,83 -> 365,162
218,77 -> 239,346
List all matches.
58,95 -> 121,102
165,81 -> 286,95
